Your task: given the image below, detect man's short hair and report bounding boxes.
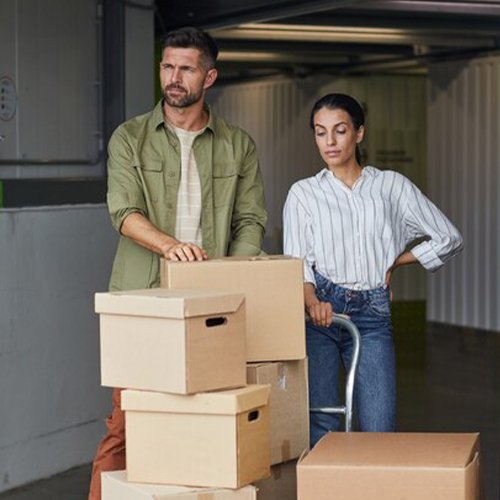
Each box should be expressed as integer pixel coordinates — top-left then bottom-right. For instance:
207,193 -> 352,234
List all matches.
161,27 -> 219,69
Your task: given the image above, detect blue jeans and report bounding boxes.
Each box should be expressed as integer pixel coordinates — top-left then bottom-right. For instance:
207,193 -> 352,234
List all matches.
307,272 -> 396,447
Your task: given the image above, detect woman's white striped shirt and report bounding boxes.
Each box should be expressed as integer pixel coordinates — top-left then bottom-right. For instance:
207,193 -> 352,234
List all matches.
283,166 -> 463,290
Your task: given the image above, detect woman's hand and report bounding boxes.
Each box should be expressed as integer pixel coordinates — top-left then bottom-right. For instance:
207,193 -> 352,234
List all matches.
307,301 -> 333,327
304,282 -> 333,327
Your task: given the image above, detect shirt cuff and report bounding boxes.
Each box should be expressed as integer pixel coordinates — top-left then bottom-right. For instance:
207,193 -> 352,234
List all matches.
411,241 -> 444,272
114,208 -> 147,234
303,263 -> 316,286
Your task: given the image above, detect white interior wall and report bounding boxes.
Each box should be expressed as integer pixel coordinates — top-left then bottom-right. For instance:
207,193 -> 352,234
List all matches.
427,55 -> 500,331
0,205 -> 118,493
209,74 -> 427,300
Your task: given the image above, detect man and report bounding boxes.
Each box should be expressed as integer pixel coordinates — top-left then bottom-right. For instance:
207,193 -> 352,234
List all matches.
88,27 -> 267,499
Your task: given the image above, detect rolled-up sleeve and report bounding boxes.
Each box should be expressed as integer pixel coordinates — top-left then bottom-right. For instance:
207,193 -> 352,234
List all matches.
283,186 -> 316,285
228,138 -> 267,256
403,179 -> 463,272
107,127 -> 148,233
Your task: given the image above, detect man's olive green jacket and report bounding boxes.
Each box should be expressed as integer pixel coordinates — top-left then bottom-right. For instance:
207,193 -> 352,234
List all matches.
107,101 -> 267,291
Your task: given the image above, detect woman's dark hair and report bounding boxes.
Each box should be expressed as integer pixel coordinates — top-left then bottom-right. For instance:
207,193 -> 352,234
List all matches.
161,27 -> 219,69
310,93 -> 365,164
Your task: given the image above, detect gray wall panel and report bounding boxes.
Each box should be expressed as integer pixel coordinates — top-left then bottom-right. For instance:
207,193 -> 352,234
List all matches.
0,0 -> 104,179
0,205 -> 118,493
124,0 -> 155,120
0,0 -> 19,159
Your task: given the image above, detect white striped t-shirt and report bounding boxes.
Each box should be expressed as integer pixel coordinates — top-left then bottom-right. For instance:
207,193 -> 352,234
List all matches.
172,125 -> 204,247
283,166 -> 463,290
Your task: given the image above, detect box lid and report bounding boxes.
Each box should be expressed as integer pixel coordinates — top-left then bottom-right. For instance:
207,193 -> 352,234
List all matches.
103,470 -> 257,498
163,255 -> 299,266
95,288 -> 244,318
301,432 -> 479,469
122,385 -> 270,415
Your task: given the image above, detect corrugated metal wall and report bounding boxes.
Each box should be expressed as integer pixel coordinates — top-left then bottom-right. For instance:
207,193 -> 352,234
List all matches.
427,56 -> 500,331
211,79 -> 320,252
209,74 -> 428,300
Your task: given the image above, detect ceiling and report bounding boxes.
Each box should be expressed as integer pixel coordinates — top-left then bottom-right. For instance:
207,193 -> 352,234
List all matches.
155,0 -> 500,82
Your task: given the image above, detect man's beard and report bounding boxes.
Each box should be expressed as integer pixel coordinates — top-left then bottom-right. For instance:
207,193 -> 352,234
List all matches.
163,84 -> 203,108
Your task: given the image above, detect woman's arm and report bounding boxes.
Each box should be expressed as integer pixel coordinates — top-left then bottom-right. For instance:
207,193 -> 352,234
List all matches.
385,250 -> 418,292
284,186 -> 333,327
402,178 -> 463,271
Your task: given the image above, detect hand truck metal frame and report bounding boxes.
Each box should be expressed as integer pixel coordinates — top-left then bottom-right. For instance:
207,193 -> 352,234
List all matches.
309,314 -> 362,432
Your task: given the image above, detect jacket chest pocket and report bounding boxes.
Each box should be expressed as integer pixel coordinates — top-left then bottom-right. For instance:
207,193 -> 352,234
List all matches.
212,162 -> 238,208
136,160 -> 164,202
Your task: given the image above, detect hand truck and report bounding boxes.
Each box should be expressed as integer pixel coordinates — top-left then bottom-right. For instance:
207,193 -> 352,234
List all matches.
309,314 -> 362,432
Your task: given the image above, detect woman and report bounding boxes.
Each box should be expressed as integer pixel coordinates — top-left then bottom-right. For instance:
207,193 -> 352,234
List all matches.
283,93 -> 463,447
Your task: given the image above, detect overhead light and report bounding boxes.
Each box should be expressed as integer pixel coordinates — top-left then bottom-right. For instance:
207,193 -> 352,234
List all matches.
372,0 -> 500,15
213,23 -> 495,48
218,50 -> 348,65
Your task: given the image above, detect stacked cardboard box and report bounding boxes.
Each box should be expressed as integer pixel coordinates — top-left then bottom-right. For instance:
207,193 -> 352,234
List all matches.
122,386 -> 270,488
254,459 -> 298,500
96,288 -> 248,394
102,471 -> 258,499
161,256 -> 310,500
246,360 -> 308,466
160,256 -> 306,362
95,287 -> 273,498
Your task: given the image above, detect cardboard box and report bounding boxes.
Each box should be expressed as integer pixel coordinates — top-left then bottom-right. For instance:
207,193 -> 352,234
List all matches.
254,460 -> 297,500
247,360 -> 309,465
102,470 -> 257,499
95,288 -> 246,394
122,385 -> 271,488
160,256 -> 305,362
297,432 -> 481,500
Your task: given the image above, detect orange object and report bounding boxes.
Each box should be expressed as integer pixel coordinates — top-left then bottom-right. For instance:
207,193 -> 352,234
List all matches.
87,388 -> 125,500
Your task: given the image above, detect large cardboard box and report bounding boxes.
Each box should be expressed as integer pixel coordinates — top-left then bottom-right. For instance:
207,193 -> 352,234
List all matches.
160,256 -> 305,362
102,471 -> 257,499
254,460 -> 297,500
122,385 -> 271,488
247,360 -> 309,465
95,288 -> 246,394
297,432 -> 481,500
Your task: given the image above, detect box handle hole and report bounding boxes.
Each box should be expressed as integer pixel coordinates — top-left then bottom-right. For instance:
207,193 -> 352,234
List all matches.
205,316 -> 227,328
248,410 -> 260,422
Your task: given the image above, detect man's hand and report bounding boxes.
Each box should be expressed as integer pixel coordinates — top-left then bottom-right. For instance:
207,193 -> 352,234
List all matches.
121,213 -> 208,262
163,242 -> 208,262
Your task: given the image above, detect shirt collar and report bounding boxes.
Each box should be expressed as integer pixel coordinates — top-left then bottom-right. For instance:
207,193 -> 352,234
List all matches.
317,165 -> 375,181
153,99 -> 216,134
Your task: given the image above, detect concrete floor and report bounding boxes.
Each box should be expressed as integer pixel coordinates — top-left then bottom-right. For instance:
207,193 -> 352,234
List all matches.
1,308 -> 498,500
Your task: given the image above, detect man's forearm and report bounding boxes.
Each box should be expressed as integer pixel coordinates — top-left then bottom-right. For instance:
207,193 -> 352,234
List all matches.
121,212 -> 178,256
